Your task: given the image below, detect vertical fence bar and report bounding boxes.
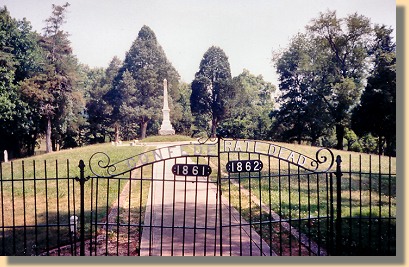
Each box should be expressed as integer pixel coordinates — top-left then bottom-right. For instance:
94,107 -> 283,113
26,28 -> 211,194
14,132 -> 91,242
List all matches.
328,173 -> 334,255
193,157 -> 199,256
67,159 -> 73,255
171,160 -> 176,255
127,172 -> 132,255
335,155 -> 342,255
204,157 -> 210,256
137,166 -> 144,255
316,172 -> 321,255
72,160 -> 77,256
94,169 -> 99,256
248,156 -> 253,256
55,160 -> 60,255
116,175 -> 121,256
78,160 -> 86,256
287,162 -> 291,256
358,155 -> 362,253
22,161 -> 27,255
148,165 -> 154,255
307,173 -> 311,255
257,153 -> 263,256
368,155 -> 372,250
388,156 -> 392,255
348,155 -> 352,248
44,160 -> 50,255
89,173 -> 94,255
182,157 -> 187,256
268,155 -> 272,256
278,158 -> 282,255
160,159 -> 166,256
217,136 -> 222,256
0,162 -> 4,255
228,154 -> 232,256
237,151 -> 243,255
297,166 -> 301,255
105,174 -> 110,255
11,162 -> 16,255
378,154 -> 382,253
33,161 -> 38,255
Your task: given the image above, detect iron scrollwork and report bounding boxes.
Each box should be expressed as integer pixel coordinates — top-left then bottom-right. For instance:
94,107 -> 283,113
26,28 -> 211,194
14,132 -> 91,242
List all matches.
89,152 -> 117,177
309,147 -> 335,172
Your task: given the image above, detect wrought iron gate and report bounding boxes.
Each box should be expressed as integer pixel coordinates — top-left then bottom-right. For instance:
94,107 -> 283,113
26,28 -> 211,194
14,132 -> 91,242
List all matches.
0,137 -> 396,256
76,137 -> 340,256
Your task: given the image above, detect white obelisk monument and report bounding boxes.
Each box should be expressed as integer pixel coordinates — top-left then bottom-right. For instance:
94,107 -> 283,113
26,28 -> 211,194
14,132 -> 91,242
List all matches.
159,79 -> 175,135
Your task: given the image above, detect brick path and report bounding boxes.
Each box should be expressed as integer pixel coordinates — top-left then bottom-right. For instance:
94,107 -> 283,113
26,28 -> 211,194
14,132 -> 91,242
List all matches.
140,144 -> 274,256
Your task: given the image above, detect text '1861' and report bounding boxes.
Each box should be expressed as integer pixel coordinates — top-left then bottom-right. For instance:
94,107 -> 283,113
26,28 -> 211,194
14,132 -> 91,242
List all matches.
172,164 -> 212,176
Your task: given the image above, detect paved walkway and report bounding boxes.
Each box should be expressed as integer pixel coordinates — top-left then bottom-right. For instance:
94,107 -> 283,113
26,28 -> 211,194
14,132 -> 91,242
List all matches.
140,144 -> 274,256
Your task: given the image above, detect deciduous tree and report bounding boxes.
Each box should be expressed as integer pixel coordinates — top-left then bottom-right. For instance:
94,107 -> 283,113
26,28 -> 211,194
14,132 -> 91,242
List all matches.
352,25 -> 396,156
0,7 -> 43,158
221,69 -> 275,139
306,11 -> 372,150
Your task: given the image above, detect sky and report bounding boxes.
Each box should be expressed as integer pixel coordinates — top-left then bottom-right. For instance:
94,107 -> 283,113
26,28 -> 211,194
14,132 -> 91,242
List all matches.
2,0 -> 397,86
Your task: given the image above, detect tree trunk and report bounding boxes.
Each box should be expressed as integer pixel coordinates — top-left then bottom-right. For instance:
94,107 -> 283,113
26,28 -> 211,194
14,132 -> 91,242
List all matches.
335,124 -> 345,150
297,134 -> 302,145
45,117 -> 52,153
385,136 -> 396,157
114,123 -> 120,142
141,120 -> 148,139
378,136 -> 384,156
311,137 -> 319,147
211,118 -> 218,138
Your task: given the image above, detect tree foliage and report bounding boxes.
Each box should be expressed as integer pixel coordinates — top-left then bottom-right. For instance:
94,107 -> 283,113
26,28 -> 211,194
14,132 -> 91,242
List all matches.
0,6 -> 396,159
106,25 -> 180,139
352,25 -> 396,156
0,6 -> 43,158
84,57 -> 121,143
306,11 -> 372,149
220,69 -> 275,139
190,46 -> 234,137
273,11 -> 375,149
18,3 -> 81,153
272,34 -> 331,145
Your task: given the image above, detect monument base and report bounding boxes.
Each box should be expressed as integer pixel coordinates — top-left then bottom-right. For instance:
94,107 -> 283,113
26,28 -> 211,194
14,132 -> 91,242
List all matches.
159,129 -> 175,135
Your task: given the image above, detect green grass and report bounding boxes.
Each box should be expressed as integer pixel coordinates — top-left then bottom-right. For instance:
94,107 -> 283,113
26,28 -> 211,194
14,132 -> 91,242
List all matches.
210,140 -> 396,255
0,138 -> 397,255
141,135 -> 196,143
0,142 -> 156,255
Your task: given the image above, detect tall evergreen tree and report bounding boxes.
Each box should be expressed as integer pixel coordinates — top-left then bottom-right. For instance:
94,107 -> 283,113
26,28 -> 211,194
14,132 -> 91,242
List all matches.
106,25 -> 180,139
20,3 -> 79,152
190,46 -> 234,137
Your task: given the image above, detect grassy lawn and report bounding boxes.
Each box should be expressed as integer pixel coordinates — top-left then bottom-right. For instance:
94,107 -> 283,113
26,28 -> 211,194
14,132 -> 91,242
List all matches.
0,141 -> 156,255
0,137 -> 397,255
212,140 -> 397,255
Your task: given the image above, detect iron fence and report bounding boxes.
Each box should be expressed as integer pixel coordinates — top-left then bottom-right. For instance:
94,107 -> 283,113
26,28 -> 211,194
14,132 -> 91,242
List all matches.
0,138 -> 396,256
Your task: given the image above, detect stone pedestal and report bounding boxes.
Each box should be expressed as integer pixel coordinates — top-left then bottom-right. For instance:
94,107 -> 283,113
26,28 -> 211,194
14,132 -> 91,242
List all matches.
159,79 -> 175,135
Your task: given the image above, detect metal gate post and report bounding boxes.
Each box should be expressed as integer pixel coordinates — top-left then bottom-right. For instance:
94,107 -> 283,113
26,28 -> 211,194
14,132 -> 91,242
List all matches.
76,160 -> 87,256
335,155 -> 343,255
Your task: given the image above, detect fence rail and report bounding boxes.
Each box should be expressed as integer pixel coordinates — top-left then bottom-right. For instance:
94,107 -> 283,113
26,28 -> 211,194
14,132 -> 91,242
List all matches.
0,140 -> 396,256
